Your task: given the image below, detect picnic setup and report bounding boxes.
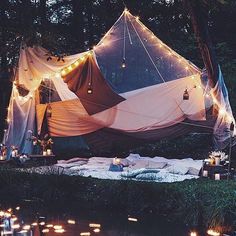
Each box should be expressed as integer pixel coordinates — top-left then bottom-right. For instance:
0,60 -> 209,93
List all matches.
0,9 -> 235,183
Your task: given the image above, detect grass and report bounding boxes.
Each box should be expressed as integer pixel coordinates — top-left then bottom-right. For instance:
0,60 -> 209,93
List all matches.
0,167 -> 235,229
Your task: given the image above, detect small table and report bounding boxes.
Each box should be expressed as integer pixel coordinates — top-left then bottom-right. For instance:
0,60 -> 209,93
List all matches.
201,162 -> 234,180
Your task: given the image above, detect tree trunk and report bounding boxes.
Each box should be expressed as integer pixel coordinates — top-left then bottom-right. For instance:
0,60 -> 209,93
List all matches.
183,0 -> 219,88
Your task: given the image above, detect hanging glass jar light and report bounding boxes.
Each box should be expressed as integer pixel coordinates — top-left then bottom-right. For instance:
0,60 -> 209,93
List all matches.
121,58 -> 126,68
87,82 -> 93,94
183,89 -> 189,100
46,104 -> 52,118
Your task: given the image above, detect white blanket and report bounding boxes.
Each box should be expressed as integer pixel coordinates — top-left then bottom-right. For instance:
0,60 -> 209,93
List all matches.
52,154 -> 202,183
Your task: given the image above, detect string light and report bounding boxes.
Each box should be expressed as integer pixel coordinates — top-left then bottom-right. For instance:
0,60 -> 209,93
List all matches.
207,229 -> 220,236
219,108 -> 226,116
190,232 -> 197,236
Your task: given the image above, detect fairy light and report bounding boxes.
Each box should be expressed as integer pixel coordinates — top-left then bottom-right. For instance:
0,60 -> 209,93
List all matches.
190,231 -> 197,236
39,222 -> 45,226
93,228 -> 100,233
6,118 -> 10,124
12,224 -> 20,229
80,233 -> 90,236
54,229 -> 65,233
159,43 -> 163,48
136,16 -> 140,21
55,72 -> 61,78
219,108 -> 226,116
89,223 -> 101,228
46,224 -> 54,228
31,222 -> 38,226
74,60 -> 79,66
23,225 -> 31,230
128,217 -> 138,222
67,220 -> 76,224
54,225 -> 62,230
207,229 -> 220,236
42,229 -> 50,233
68,65 -> 73,71
61,69 -> 66,76
185,66 -> 189,70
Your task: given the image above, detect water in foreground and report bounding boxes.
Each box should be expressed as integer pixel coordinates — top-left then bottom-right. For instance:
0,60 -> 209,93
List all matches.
0,200 -> 234,236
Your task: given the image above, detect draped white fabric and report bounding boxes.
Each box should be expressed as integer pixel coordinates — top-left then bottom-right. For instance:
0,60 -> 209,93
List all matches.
36,74 -> 206,137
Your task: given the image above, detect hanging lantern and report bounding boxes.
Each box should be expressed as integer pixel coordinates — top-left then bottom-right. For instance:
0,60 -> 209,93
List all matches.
121,58 -> 126,68
87,87 -> 93,94
183,89 -> 189,100
46,104 -> 52,118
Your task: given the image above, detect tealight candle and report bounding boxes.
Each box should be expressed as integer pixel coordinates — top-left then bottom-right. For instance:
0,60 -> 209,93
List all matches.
202,170 -> 208,177
43,151 -> 47,156
215,173 -> 220,180
113,157 -> 121,165
46,149 -> 52,155
0,155 -> 6,161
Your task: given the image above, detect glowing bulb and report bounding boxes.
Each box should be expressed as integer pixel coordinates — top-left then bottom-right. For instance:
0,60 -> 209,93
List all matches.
207,229 -> 220,236
128,217 -> 138,222
23,225 -> 31,230
190,232 -> 197,236
81,57 -> 85,61
55,229 -> 65,233
39,222 -> 45,226
124,8 -> 129,14
46,224 -> 54,228
89,223 -> 101,228
68,65 -> 73,71
42,229 -> 49,233
12,224 -> 20,229
54,225 -> 62,230
159,43 -> 163,48
6,118 -> 10,123
80,233 -> 90,236
151,35 -> 155,39
219,108 -> 226,115
61,70 -> 66,76
185,66 -> 189,70
136,16 -> 140,21
93,228 -> 100,233
55,72 -> 61,78
75,60 -> 79,66
67,220 -> 76,224
31,222 -> 38,226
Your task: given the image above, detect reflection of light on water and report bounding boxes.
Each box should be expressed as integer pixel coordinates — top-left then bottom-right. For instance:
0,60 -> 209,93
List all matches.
128,217 -> 138,222
0,204 -> 233,236
190,231 -> 197,236
80,232 -> 91,236
207,229 -> 220,236
67,219 -> 76,224
89,223 -> 101,228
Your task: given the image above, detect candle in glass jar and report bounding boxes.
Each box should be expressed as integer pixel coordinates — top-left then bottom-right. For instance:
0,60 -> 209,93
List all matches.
43,151 -> 47,156
215,173 -> 220,180
46,149 -> 52,155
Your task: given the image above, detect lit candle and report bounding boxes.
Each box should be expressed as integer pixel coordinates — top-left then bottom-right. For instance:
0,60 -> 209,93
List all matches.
43,151 -> 47,156
46,149 -> 52,155
202,170 -> 208,177
215,174 -> 220,180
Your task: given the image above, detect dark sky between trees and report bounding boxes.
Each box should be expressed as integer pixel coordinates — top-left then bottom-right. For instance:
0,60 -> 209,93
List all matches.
0,0 -> 236,138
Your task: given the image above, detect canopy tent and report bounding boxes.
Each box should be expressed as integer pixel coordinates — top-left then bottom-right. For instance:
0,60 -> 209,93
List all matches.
2,9 -> 235,157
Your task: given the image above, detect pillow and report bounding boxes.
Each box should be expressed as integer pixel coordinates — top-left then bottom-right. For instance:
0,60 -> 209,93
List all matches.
165,165 -> 189,175
146,161 -> 167,169
135,173 -> 163,181
187,167 -> 200,176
